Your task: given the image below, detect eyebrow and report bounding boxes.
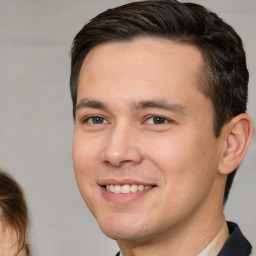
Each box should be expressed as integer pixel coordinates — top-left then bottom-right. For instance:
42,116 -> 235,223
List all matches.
131,100 -> 188,115
76,98 -> 188,115
76,98 -> 108,112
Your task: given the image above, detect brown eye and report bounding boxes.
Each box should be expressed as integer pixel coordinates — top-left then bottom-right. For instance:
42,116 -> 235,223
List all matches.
152,116 -> 167,124
146,116 -> 169,125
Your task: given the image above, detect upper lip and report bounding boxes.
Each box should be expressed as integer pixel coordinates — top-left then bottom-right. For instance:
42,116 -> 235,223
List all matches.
99,179 -> 157,186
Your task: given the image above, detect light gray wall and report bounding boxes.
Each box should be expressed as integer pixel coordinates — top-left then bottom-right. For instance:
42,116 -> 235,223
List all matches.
0,1 -> 255,255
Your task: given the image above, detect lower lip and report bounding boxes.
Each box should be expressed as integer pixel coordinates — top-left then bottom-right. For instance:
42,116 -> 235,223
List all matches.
101,186 -> 155,204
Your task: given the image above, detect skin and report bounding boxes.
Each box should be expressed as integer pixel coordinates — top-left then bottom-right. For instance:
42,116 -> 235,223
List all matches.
72,37 -> 252,256
0,220 -> 24,256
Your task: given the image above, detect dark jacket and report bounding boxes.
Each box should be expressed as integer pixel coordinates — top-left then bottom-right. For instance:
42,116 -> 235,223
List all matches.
218,221 -> 251,256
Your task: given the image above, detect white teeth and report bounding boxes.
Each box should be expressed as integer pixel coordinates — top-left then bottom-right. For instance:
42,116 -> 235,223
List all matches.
130,185 -> 138,193
113,185 -> 122,193
105,184 -> 153,193
121,185 -> 131,193
138,185 -> 144,191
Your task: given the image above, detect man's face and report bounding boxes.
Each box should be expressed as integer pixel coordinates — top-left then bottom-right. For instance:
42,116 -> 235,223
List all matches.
73,38 -> 224,242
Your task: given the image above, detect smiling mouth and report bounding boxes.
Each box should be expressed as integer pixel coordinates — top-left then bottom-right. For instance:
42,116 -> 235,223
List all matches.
105,184 -> 155,193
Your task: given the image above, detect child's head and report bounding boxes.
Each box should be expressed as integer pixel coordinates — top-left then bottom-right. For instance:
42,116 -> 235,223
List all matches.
0,170 -> 30,256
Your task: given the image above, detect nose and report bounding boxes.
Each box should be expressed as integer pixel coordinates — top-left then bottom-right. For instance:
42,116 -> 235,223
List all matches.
100,124 -> 143,167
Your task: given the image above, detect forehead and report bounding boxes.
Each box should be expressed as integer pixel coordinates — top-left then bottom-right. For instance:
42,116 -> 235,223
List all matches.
78,37 -> 205,105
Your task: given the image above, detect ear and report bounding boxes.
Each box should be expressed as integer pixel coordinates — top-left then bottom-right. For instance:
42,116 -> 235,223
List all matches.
218,113 -> 253,175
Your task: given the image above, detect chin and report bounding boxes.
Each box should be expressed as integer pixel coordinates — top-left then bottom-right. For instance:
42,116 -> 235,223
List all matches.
101,225 -> 151,241
96,213 -> 156,241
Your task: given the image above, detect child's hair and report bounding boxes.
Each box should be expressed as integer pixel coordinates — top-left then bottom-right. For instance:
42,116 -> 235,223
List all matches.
0,170 -> 30,256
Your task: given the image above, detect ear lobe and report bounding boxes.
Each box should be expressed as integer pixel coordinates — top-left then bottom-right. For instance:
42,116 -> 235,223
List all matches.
218,113 -> 253,175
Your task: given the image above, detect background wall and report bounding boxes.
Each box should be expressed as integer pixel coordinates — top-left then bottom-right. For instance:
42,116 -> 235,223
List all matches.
0,1 -> 255,255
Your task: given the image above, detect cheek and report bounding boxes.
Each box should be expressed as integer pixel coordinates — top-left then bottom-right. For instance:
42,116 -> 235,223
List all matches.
72,132 -> 100,174
146,132 -> 218,196
72,133 -> 100,194
145,132 -> 200,174
72,133 -> 104,215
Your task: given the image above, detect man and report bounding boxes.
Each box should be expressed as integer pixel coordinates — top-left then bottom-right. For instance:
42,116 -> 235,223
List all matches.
70,1 -> 253,255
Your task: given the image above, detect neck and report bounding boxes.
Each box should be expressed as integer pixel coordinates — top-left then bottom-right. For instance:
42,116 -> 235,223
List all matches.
118,215 -> 227,256
198,221 -> 229,256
